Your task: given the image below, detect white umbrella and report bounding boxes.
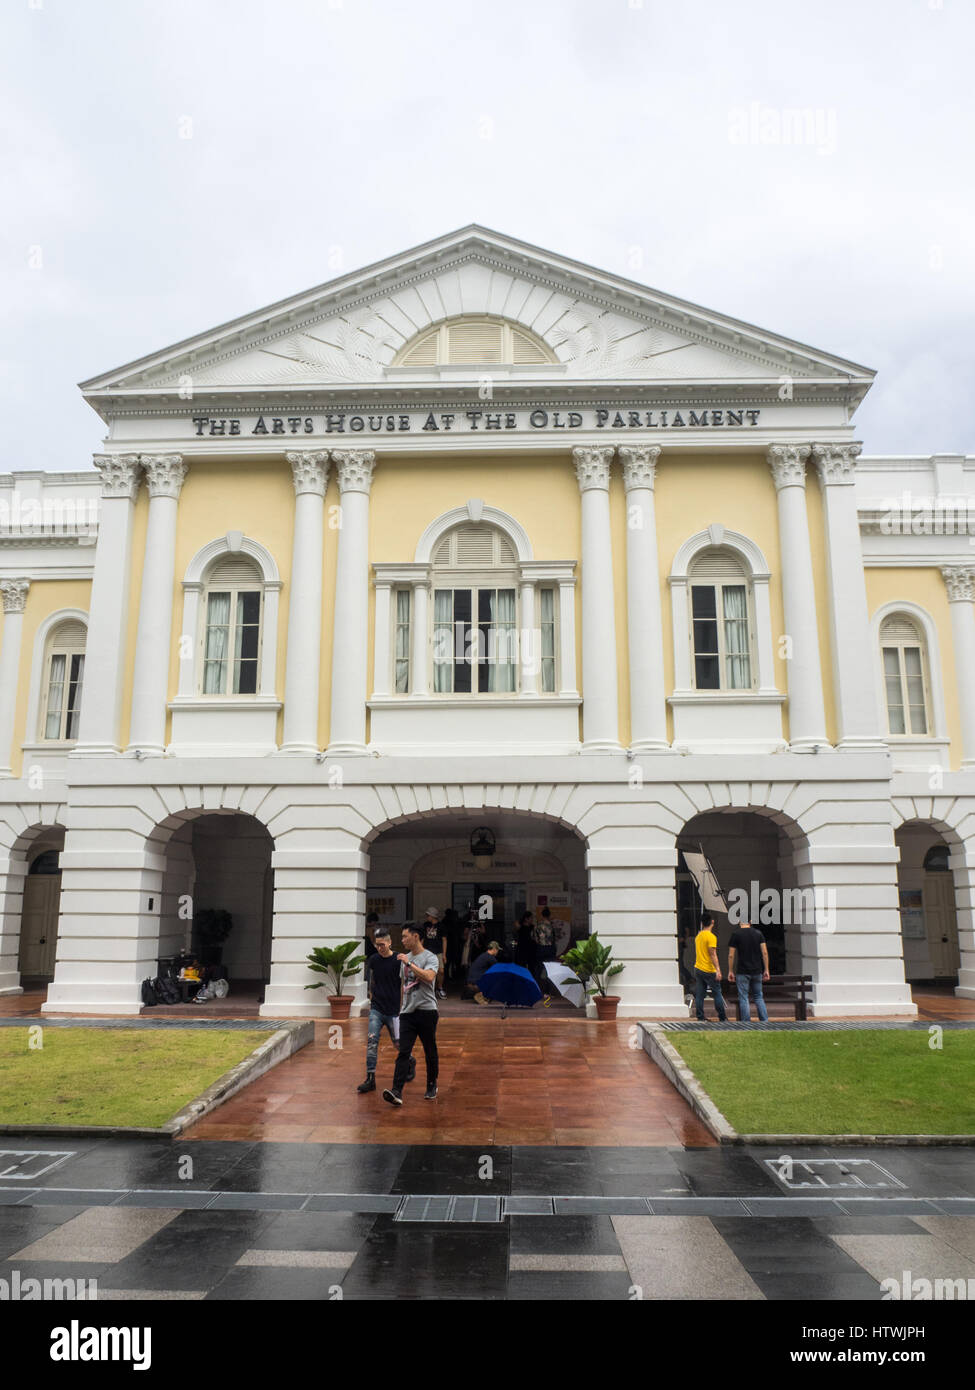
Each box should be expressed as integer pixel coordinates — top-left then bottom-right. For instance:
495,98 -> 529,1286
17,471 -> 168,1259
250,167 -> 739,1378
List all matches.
543,960 -> 586,1008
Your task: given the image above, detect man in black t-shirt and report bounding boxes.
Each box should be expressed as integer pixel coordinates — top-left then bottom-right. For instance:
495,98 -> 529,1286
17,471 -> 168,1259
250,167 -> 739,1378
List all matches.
357,928 -> 415,1093
727,920 -> 770,1023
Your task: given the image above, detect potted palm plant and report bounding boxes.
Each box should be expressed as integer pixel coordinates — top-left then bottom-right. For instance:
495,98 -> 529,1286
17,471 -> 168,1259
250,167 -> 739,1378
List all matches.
561,934 -> 625,1020
304,941 -> 366,1020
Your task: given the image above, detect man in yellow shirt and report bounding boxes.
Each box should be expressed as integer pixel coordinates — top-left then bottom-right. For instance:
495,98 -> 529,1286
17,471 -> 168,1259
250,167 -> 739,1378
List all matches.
693,913 -> 728,1022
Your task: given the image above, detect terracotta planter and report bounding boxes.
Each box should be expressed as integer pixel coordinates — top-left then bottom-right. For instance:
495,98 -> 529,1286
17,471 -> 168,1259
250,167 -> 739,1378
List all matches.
328,995 -> 354,1021
594,994 -> 621,1021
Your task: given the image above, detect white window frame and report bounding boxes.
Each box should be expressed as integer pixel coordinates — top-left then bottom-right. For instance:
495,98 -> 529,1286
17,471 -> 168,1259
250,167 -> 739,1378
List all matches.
198,580 -> 265,698
24,609 -> 89,748
688,577 -> 757,692
39,629 -> 86,741
871,603 -> 948,757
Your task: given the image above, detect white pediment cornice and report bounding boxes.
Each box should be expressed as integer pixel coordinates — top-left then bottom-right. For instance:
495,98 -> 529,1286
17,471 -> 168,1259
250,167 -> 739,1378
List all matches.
80,226 -> 874,413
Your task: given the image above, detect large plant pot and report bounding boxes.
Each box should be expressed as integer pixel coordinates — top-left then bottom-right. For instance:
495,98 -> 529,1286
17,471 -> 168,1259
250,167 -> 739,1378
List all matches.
328,995 -> 354,1020
594,994 -> 621,1021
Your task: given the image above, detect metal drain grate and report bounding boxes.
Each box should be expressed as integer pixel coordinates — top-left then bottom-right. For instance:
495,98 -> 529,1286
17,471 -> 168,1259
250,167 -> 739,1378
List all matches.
0,1151 -> 75,1180
765,1158 -> 906,1191
394,1195 -> 503,1223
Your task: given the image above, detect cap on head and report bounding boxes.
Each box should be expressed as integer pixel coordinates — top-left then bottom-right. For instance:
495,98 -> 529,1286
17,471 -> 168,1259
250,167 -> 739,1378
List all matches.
425,907 -> 442,921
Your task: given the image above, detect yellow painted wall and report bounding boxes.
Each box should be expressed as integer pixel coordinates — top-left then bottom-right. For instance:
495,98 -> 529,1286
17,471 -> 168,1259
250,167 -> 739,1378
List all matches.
149,457 -> 298,746
653,451 -> 789,742
5,579 -> 92,777
865,567 -> 961,768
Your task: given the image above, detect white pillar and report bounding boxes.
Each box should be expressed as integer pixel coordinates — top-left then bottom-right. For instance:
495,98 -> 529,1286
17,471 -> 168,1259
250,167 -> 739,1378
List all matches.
279,451 -> 329,755
72,455 -> 141,757
811,442 -> 885,750
558,578 -> 578,697
620,445 -> 669,751
372,582 -> 392,698
127,455 -> 187,756
573,446 -> 622,753
768,444 -> 829,751
411,580 -> 430,697
0,580 -> 30,777
942,565 -> 975,767
327,449 -> 375,756
519,578 -> 539,697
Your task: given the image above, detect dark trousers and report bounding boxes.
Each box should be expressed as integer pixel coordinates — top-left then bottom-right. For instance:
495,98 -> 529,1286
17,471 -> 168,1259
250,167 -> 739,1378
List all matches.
393,1008 -> 439,1089
694,967 -> 727,1021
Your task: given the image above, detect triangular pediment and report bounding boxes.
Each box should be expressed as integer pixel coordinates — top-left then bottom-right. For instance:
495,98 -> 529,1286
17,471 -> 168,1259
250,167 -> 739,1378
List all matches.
81,226 -> 874,404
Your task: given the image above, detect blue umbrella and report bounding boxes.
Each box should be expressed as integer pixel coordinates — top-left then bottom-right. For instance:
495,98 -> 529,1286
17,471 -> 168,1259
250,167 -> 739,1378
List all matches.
478,963 -> 543,1015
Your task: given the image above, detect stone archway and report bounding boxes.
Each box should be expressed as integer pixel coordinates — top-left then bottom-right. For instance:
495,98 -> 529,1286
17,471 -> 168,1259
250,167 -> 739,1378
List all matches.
0,812 -> 68,997
892,799 -> 975,999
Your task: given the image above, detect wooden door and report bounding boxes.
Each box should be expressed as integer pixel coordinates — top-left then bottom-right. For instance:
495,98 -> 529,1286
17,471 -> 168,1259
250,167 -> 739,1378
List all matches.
923,873 -> 960,977
18,875 -> 61,978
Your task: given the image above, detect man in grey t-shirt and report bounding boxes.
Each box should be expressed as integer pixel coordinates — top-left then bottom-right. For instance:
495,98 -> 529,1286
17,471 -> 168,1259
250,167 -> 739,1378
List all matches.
383,922 -> 440,1105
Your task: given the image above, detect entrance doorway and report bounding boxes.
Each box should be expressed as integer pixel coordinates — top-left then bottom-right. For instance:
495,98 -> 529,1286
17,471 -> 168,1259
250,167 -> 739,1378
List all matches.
16,829 -> 66,988
895,825 -> 960,983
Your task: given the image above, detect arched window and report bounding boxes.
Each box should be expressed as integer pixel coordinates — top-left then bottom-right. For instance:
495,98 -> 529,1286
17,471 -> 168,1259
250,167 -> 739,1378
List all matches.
200,554 -> 263,696
394,316 -> 557,367
880,613 -> 930,736
687,548 -> 754,691
40,619 -> 86,740
432,524 -> 522,694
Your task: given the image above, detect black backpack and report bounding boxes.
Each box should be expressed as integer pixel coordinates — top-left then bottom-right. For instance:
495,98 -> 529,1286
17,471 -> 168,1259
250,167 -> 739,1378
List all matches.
141,978 -> 159,1006
156,977 -> 180,1005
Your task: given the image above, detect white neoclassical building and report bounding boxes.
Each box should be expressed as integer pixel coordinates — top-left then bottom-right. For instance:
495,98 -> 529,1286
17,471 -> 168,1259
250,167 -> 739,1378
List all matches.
0,226 -> 972,1018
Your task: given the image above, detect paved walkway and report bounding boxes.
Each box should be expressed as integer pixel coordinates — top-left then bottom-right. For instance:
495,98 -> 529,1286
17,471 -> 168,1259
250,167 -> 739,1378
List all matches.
1,1138 -> 974,1300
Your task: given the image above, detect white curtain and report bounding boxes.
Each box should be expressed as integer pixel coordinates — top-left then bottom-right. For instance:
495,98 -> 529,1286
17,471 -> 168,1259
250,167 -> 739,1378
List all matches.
488,589 -> 517,692
722,585 -> 751,689
45,654 -> 65,739
203,592 -> 231,694
395,589 -> 410,694
883,647 -> 905,734
540,587 -> 555,693
433,590 -> 453,693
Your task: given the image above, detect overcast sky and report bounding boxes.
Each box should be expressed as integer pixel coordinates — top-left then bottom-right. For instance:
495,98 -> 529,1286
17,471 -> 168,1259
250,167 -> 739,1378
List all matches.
4,0 -> 973,471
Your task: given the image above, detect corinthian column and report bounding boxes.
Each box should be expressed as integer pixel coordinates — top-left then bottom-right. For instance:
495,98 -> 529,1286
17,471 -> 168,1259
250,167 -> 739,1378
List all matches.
72,455 -> 141,757
573,446 -> 621,753
620,445 -> 668,751
279,451 -> 329,754
0,581 -> 30,776
327,450 -> 376,756
811,442 -> 884,750
768,444 -> 828,750
127,455 -> 188,756
942,566 -> 975,766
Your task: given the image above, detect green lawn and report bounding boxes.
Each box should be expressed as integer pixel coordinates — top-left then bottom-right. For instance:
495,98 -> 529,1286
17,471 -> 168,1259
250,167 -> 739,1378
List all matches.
670,1030 -> 975,1135
0,1027 -> 269,1128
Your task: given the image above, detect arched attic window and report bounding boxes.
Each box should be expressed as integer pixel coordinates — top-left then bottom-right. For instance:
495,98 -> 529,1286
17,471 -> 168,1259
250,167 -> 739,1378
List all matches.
394,317 -> 557,366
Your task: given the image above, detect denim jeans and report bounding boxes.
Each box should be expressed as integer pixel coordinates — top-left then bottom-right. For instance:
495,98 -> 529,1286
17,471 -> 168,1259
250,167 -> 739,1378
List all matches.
735,972 -> 768,1023
366,1007 -> 399,1073
693,967 -> 727,1021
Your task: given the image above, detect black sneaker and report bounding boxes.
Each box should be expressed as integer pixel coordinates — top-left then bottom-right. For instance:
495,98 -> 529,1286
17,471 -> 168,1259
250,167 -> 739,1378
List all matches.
382,1088 -> 403,1106
424,1084 -> 438,1100
356,1073 -> 376,1094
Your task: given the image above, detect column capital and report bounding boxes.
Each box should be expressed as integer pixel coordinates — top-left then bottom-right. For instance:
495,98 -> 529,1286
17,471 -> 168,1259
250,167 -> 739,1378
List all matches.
331,449 -> 376,495
619,445 -> 661,492
573,445 -> 615,492
141,454 -> 187,500
93,454 -> 141,500
942,565 -> 975,603
767,443 -> 811,490
0,579 -> 30,614
811,441 -> 862,487
286,450 -> 330,497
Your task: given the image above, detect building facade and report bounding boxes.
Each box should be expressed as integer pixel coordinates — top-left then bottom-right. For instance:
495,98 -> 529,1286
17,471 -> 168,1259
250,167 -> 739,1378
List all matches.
0,226 -> 972,1018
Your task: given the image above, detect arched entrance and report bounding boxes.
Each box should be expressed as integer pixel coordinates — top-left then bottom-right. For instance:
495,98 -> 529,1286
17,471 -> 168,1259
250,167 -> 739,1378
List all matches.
676,808 -> 812,991
365,809 -> 588,995
16,827 -> 65,988
894,822 -> 961,985
150,811 -> 274,1003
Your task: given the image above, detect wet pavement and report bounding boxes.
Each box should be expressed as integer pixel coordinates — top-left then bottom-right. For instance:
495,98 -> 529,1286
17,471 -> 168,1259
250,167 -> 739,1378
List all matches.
1,1136 -> 974,1300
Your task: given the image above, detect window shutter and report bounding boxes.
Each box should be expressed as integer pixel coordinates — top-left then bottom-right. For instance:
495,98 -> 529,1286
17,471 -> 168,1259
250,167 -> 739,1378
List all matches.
511,328 -> 549,364
446,321 -> 504,363
400,328 -> 439,366
688,547 -> 746,580
208,555 -> 262,586
880,614 -> 921,643
497,534 -> 516,564
51,620 -> 86,649
432,536 -> 452,565
455,526 -> 495,565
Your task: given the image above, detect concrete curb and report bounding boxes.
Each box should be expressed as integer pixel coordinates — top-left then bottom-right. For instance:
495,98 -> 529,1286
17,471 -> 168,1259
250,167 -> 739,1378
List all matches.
639,1023 -> 975,1147
0,1020 -> 313,1139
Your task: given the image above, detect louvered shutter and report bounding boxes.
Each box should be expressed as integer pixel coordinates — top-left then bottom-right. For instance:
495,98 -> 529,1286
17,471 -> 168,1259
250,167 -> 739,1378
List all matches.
880,614 -> 921,643
447,321 -> 504,363
208,555 -> 262,586
455,526 -> 495,565
688,547 -> 746,580
51,620 -> 87,649
511,328 -> 549,364
400,329 -> 439,366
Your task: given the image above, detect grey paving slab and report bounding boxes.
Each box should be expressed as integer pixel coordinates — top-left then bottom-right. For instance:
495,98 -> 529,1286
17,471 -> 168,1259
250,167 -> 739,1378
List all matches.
553,1197 -> 651,1215
6,1206 -> 180,1263
27,1189 -> 125,1207
96,1289 -> 208,1300
505,1271 -> 635,1300
508,1214 -> 624,1255
611,1215 -> 764,1301
117,1190 -> 218,1209
509,1253 -> 628,1272
913,1216 -> 975,1259
646,1198 -> 750,1216
831,1231 -> 975,1286
208,1192 -> 308,1211
305,1195 -> 400,1213
235,1248 -> 358,1269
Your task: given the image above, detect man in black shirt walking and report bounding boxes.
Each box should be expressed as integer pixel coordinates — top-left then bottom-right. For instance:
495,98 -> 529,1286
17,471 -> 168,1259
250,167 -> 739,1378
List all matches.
727,920 -> 771,1023
357,927 -> 415,1092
